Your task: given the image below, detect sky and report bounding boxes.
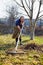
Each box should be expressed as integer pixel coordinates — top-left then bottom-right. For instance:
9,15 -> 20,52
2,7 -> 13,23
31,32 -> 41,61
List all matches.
0,0 -> 15,18
0,0 -> 43,19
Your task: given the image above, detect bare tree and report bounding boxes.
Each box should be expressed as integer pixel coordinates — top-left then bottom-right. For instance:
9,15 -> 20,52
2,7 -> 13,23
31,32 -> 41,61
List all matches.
14,0 -> 43,40
6,5 -> 18,27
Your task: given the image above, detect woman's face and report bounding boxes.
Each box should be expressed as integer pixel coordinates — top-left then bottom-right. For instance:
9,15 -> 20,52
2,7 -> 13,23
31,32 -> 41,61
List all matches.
20,17 -> 24,24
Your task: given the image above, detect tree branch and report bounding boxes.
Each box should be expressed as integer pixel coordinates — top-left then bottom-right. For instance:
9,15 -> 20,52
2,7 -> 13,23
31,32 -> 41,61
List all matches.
34,15 -> 43,23
14,0 -> 23,7
38,15 -> 43,19
39,10 -> 43,14
34,0 -> 42,26
29,0 -> 34,28
21,0 -> 31,18
35,0 -> 41,21
25,0 -> 31,10
6,10 -> 11,14
30,0 -> 34,19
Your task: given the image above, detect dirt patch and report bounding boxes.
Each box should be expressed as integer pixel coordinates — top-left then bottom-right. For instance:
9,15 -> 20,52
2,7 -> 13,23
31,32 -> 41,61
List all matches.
5,43 -> 43,55
24,43 -> 43,52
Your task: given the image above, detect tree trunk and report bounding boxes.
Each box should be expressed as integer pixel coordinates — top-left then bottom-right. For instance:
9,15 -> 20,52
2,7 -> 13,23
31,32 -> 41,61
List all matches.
29,19 -> 35,40
30,28 -> 35,40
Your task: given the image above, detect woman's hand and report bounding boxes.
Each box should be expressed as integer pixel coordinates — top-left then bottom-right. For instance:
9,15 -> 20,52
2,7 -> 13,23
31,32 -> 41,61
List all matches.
17,26 -> 20,31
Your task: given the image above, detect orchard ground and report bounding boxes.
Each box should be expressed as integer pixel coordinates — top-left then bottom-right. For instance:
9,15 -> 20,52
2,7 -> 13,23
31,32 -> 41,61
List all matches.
0,34 -> 43,65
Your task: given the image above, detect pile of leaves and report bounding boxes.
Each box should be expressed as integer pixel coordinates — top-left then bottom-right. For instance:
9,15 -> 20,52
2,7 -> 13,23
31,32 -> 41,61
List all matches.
24,43 -> 43,52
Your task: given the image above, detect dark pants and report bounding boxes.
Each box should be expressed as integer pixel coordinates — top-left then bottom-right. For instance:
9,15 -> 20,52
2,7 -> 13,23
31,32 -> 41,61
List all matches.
16,35 -> 22,45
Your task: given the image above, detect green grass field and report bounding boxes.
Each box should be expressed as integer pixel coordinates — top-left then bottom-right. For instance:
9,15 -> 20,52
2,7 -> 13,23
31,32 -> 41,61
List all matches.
0,34 -> 43,45
0,34 -> 43,65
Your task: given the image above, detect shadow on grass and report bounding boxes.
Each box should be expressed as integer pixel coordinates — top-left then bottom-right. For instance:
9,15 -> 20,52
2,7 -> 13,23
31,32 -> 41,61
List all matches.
0,43 -> 15,51
22,39 -> 30,43
0,39 -> 30,51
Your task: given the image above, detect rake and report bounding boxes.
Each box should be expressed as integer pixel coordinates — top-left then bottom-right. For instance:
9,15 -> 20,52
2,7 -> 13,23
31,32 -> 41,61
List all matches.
15,23 -> 24,51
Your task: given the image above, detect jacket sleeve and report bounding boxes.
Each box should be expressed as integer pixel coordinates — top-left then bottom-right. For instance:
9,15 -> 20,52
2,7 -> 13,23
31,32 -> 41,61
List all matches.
16,20 -> 19,26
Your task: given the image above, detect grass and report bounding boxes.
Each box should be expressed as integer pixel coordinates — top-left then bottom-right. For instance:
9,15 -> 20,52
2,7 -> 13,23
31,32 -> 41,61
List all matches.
0,34 -> 43,65
0,34 -> 43,45
22,35 -> 43,45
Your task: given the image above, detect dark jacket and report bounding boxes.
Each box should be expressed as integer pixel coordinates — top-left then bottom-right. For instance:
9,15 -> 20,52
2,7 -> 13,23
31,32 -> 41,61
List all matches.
16,19 -> 22,28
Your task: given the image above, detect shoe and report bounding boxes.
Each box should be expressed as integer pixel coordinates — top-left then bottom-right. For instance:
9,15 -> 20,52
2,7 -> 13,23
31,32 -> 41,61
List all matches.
20,43 -> 23,45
